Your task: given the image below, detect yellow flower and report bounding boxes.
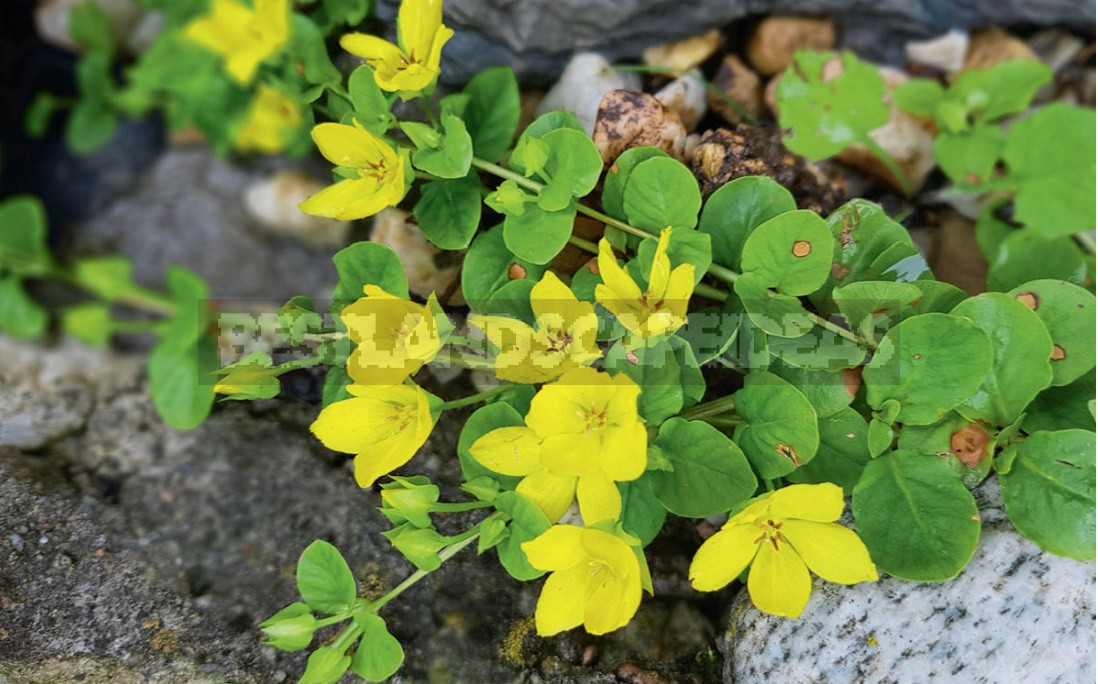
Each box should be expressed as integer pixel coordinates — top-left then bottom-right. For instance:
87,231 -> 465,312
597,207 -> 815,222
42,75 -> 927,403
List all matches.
342,286 -> 442,386
469,426 -> 576,522
595,227 -> 694,337
689,483 -> 877,618
184,0 -> 289,85
299,121 -> 408,220
235,85 -> 302,154
340,0 -> 454,93
522,524 -> 643,636
310,383 -> 436,488
470,272 -> 601,384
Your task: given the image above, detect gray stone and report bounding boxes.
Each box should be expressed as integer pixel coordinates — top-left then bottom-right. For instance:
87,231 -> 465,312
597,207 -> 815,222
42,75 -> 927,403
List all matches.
381,0 -> 1096,85
721,478 -> 1096,683
68,148 -> 340,303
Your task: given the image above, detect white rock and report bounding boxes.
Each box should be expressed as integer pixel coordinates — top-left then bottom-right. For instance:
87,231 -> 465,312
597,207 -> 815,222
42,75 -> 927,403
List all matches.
244,171 -> 351,250
654,69 -> 708,131
723,478 -> 1096,684
36,0 -> 144,54
535,53 -> 641,135
370,208 -> 464,304
905,29 -> 969,74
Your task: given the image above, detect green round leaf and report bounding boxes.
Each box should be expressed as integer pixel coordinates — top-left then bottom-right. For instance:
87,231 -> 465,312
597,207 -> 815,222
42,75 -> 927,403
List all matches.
769,361 -> 855,419
618,475 -> 667,546
698,175 -> 796,272
999,103 -> 1096,239
603,147 -> 671,219
733,371 -> 820,479
147,335 -> 216,430
61,303 -> 112,346
986,229 -> 1088,292
301,645 -> 351,684
604,340 -> 684,423
863,313 -> 993,426
622,156 -> 702,231
776,51 -> 889,160
999,430 -> 1096,560
66,101 -> 118,154
785,407 -> 871,494
502,203 -> 576,265
347,65 -> 391,135
732,271 -> 814,339
832,281 -> 922,342
740,210 -> 833,296
461,66 -> 520,162
331,241 -> 408,303
951,293 -> 1053,427
461,224 -> 547,310
1007,279 -> 1096,386
1023,374 -> 1097,433
651,418 -> 757,517
413,174 -> 483,250
410,113 -> 473,179
295,540 -> 357,615
536,128 -> 603,212
351,613 -> 405,682
0,276 -> 47,339
852,450 -> 981,581
0,195 -> 51,275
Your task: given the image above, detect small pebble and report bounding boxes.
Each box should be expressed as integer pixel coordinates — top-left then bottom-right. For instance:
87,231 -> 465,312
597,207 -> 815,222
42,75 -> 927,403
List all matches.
642,29 -> 722,75
747,16 -> 836,76
10,534 -> 24,552
905,29 -> 969,74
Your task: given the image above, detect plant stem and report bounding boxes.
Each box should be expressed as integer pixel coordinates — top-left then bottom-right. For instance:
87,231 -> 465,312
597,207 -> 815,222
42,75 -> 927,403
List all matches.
472,156 -> 876,351
419,99 -> 439,127
330,622 -> 363,654
273,355 -> 325,375
858,134 -> 914,197
680,394 -> 736,420
1074,232 -> 1096,254
431,349 -> 496,371
438,385 -> 509,410
372,531 -> 481,611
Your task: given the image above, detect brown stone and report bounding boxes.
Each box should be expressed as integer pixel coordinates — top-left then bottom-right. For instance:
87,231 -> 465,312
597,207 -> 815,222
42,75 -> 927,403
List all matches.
963,27 -> 1039,73
642,29 -> 722,75
689,126 -> 846,214
747,16 -> 836,76
592,90 -> 687,164
708,54 -> 765,126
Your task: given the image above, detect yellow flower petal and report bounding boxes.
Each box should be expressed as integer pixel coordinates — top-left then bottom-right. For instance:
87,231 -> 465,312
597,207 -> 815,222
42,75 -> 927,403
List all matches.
596,238 -> 643,301
597,424 -> 647,481
235,85 -> 301,153
781,520 -> 878,585
647,227 -> 674,298
580,528 -> 642,634
310,396 -> 401,454
663,263 -> 696,322
747,540 -> 812,618
469,426 -> 543,476
310,122 -> 390,168
425,24 -> 454,74
533,564 -> 588,636
340,31 -> 405,67
539,432 -> 602,477
576,473 -> 622,523
352,443 -> 416,488
516,469 -> 577,522
579,528 -> 635,576
299,178 -> 394,221
397,0 -> 442,60
522,524 -> 586,571
766,483 -> 845,522
689,523 -> 762,592
605,372 -> 642,426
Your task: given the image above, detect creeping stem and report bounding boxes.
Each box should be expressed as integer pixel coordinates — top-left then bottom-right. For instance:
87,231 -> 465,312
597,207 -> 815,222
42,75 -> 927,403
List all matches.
471,157 -> 877,351
372,525 -> 484,610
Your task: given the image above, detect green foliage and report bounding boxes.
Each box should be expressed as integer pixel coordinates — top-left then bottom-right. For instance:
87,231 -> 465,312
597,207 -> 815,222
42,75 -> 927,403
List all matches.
297,540 -> 358,614
998,430 -> 1096,560
852,451 -> 981,581
733,371 -> 820,479
649,418 -> 757,517
739,210 -> 833,296
621,156 -> 702,231
698,176 -> 796,272
775,51 -> 889,160
458,66 -> 520,162
331,242 -> 409,303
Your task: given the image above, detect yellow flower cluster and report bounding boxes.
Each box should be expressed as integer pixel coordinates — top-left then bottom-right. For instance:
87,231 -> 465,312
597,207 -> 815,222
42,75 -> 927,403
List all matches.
341,0 -> 453,93
184,0 -> 289,85
310,287 -> 442,488
595,227 -> 694,338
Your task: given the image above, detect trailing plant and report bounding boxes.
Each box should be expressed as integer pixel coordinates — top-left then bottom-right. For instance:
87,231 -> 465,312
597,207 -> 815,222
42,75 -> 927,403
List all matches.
5,3 -> 1096,682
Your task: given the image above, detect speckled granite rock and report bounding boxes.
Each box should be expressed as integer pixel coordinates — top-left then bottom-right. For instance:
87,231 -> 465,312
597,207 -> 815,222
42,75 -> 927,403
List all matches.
721,478 -> 1096,683
377,0 -> 1096,84
67,148 -> 338,302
